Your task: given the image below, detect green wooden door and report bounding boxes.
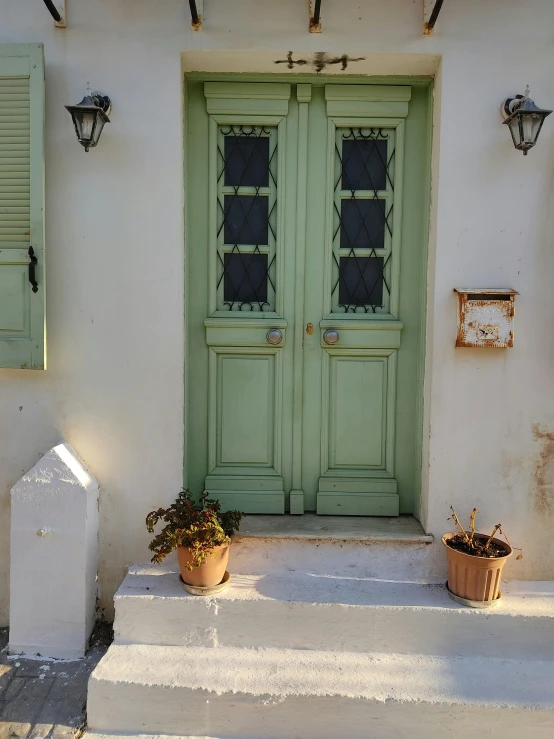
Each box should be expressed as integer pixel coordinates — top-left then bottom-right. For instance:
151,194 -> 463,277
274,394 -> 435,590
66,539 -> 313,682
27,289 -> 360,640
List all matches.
185,78 -> 431,516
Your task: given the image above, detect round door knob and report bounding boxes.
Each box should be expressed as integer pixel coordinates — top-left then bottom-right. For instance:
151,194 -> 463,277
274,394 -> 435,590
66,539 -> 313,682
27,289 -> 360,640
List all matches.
323,329 -> 339,345
266,329 -> 283,345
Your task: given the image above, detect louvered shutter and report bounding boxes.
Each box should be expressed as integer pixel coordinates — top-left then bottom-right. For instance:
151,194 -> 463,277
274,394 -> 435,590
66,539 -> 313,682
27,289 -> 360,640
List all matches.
0,44 -> 45,369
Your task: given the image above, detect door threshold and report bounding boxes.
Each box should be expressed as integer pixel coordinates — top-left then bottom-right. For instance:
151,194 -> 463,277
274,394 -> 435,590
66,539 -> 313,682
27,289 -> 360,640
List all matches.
236,513 -> 432,544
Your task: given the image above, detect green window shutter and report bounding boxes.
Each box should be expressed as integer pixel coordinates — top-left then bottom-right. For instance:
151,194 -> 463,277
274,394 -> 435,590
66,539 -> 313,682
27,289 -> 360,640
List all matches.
0,44 -> 45,369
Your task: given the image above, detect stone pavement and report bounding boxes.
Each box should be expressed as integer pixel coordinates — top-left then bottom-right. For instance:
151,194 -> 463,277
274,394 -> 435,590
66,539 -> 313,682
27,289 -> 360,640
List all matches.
0,624 -> 110,739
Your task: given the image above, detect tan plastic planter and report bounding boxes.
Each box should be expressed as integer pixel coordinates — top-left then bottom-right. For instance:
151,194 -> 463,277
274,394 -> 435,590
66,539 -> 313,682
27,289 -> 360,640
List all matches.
177,544 -> 230,588
442,533 -> 512,603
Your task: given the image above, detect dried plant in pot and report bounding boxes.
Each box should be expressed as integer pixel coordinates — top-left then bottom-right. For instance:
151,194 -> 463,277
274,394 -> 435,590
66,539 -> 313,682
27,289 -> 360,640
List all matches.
146,490 -> 243,589
443,507 -> 522,606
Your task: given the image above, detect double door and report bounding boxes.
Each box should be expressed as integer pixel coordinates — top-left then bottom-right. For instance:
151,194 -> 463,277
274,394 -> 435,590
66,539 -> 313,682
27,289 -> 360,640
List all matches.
185,79 -> 430,515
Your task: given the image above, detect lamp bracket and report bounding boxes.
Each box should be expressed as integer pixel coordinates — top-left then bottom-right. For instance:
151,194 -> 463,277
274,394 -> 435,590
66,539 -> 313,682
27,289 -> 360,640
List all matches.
501,94 -> 524,120
91,93 -> 112,117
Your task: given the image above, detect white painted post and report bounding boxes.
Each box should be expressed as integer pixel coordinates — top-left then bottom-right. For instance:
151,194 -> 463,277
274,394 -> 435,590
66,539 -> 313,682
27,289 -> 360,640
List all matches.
9,443 -> 99,659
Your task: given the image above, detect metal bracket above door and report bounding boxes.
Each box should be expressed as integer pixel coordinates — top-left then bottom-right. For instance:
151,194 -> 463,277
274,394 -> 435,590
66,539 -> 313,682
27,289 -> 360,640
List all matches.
42,0 -> 66,28
309,0 -> 322,33
423,0 -> 444,35
189,0 -> 203,30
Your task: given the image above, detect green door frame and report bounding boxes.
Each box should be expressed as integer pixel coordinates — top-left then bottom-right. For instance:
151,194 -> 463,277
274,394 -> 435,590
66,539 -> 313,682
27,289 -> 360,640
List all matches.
183,73 -> 433,518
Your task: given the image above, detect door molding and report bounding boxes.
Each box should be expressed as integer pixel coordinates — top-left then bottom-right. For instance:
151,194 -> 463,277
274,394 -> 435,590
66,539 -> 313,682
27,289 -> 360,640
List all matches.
184,75 -> 434,518
290,83 -> 312,514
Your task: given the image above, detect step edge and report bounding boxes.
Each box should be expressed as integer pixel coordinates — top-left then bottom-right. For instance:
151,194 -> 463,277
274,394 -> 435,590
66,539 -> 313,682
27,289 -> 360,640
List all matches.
88,672 -> 554,712
234,532 -> 434,543
112,592 -> 554,618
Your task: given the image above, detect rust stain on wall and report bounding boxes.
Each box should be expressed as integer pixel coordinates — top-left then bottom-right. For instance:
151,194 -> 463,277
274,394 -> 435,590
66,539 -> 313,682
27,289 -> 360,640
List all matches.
532,424 -> 554,514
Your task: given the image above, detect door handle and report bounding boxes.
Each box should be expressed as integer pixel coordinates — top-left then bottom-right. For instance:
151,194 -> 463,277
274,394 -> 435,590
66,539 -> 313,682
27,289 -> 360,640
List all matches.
266,329 -> 283,345
323,329 -> 339,345
28,246 -> 38,293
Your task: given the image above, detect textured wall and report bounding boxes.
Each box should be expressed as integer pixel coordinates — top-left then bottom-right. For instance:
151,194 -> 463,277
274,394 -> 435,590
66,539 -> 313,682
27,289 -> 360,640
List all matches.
1,0 -> 554,624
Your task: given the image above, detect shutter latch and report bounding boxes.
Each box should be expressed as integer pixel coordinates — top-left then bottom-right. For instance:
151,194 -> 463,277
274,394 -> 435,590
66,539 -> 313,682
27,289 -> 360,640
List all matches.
28,246 -> 38,293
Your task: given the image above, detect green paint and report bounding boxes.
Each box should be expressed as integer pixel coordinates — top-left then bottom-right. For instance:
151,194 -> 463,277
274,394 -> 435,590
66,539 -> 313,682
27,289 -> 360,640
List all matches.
0,44 -> 45,370
185,76 -> 431,516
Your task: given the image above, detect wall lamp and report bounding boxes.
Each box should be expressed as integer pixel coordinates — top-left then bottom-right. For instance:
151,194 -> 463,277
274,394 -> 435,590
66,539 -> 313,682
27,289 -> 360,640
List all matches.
65,92 -> 111,152
501,86 -> 551,155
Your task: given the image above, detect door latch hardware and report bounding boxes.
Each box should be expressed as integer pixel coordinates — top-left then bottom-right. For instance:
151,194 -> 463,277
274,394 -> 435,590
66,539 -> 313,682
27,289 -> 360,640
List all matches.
266,329 -> 283,345
306,323 -> 313,335
323,329 -> 339,345
28,246 -> 38,293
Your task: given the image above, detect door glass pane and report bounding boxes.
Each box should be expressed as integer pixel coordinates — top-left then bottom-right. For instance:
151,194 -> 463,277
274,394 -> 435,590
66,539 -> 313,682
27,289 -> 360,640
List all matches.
224,136 -> 270,187
224,253 -> 268,305
339,256 -> 384,308
224,195 -> 269,245
216,126 -> 278,312
341,139 -> 387,191
331,128 -> 395,314
340,199 -> 386,250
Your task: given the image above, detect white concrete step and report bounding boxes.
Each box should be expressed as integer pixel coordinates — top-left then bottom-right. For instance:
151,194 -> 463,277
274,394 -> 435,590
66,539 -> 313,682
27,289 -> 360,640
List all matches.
231,515 -> 435,581
114,566 -> 554,660
87,644 -> 554,739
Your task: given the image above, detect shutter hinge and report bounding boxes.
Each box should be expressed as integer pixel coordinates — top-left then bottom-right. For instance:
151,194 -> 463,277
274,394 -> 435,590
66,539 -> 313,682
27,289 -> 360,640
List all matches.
28,246 -> 39,293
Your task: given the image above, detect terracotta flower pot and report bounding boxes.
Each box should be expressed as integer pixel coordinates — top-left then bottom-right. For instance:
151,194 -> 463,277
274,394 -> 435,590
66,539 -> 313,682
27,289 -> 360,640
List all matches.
442,532 -> 512,602
177,544 -> 229,587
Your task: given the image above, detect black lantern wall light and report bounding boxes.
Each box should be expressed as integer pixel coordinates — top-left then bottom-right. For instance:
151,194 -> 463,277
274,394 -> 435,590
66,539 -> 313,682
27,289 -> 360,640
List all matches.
501,86 -> 551,155
66,92 -> 111,152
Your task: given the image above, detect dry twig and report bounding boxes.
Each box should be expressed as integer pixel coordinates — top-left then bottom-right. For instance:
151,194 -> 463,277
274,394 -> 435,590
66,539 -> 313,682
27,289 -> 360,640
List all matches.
449,506 -> 470,543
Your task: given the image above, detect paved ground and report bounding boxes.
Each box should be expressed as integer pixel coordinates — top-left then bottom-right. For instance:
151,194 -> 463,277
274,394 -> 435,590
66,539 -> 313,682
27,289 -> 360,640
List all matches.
0,624 -> 110,739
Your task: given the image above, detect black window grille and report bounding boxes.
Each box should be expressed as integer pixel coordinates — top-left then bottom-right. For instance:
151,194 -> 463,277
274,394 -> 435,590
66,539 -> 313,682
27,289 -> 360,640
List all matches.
216,126 -> 277,311
332,128 -> 395,313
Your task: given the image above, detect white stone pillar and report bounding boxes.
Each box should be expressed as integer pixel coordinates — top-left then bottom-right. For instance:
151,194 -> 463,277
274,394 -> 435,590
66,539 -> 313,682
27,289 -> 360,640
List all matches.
9,443 -> 99,659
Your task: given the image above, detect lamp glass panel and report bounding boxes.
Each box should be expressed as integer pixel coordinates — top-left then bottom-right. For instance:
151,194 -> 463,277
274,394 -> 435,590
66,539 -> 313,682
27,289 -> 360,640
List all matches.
507,117 -> 523,148
521,115 -> 538,145
78,111 -> 96,142
91,115 -> 106,147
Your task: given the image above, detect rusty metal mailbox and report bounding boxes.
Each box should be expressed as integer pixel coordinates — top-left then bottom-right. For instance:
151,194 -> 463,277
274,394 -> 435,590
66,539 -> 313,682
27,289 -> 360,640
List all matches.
454,288 -> 519,348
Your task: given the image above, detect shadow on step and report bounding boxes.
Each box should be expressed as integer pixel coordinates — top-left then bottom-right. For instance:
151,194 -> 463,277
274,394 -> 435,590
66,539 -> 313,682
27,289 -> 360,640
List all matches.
246,573 -> 459,609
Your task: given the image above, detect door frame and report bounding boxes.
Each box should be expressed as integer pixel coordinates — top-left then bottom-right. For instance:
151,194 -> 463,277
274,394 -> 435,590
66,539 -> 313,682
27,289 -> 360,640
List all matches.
183,72 -> 434,519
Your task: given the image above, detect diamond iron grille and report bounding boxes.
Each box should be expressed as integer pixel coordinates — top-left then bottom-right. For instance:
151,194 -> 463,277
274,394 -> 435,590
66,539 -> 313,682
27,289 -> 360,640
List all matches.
216,126 -> 278,312
332,128 -> 395,313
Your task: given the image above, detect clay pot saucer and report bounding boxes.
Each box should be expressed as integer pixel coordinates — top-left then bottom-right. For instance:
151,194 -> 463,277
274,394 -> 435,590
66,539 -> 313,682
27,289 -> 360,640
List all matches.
179,570 -> 230,596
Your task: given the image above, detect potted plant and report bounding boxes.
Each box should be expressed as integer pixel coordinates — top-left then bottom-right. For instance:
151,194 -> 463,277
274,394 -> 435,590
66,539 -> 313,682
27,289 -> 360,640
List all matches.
146,490 -> 243,592
443,507 -> 522,606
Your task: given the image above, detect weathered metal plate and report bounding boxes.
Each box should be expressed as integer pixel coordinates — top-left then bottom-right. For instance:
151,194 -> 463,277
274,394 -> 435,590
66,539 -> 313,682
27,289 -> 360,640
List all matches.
454,288 -> 518,348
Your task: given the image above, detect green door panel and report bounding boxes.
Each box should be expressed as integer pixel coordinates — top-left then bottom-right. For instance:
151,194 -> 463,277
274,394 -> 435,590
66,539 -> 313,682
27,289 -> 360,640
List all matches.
204,348 -> 285,514
0,44 -> 46,370
185,77 -> 431,515
330,356 -> 386,468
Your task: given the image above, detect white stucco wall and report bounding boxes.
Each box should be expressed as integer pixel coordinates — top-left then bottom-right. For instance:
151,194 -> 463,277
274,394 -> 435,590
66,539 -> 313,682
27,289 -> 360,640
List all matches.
1,0 -> 554,624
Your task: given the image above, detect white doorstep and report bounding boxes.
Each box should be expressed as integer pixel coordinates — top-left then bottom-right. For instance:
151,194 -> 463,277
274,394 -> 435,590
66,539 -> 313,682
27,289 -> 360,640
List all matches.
114,567 -> 554,660
87,644 -> 554,739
